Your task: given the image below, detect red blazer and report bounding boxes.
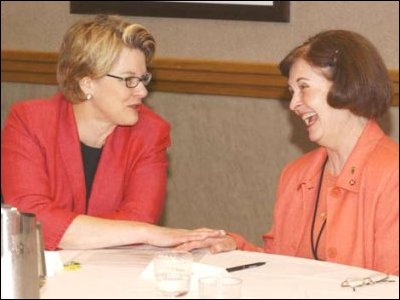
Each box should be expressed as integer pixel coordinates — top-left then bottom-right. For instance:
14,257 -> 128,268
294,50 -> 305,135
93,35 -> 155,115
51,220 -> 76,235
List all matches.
1,92 -> 170,250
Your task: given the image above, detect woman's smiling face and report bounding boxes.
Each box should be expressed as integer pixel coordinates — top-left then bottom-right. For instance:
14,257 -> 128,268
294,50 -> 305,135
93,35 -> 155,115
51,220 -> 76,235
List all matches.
287,58 -> 351,146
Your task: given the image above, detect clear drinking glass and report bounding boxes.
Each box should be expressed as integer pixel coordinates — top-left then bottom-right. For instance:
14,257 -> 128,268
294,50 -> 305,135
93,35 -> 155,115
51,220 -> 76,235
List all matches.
199,276 -> 242,299
153,250 -> 193,297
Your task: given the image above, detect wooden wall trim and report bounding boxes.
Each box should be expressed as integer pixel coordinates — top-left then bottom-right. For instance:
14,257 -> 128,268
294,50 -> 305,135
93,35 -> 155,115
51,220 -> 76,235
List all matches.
1,50 -> 398,106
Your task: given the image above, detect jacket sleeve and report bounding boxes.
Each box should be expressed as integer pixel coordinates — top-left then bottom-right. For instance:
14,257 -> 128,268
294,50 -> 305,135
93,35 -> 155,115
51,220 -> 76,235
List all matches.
374,169 -> 399,275
1,105 -> 78,250
262,168 -> 287,254
226,167 -> 291,253
99,120 -> 171,224
228,232 -> 264,252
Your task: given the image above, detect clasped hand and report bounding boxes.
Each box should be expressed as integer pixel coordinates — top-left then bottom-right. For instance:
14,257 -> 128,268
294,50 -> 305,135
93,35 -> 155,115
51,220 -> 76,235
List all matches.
147,226 -> 227,248
176,235 -> 237,254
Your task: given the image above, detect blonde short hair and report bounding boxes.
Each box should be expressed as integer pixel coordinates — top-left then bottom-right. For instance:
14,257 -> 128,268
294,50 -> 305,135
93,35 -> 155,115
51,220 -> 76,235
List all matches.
57,15 -> 156,103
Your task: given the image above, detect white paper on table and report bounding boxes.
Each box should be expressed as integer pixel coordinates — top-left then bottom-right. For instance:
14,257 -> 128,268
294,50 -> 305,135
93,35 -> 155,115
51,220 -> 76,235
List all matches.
140,260 -> 228,289
44,251 -> 64,277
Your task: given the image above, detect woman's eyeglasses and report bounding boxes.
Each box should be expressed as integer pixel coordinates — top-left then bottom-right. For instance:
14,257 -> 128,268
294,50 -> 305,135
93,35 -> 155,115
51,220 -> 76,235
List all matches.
106,73 -> 152,88
341,273 -> 395,291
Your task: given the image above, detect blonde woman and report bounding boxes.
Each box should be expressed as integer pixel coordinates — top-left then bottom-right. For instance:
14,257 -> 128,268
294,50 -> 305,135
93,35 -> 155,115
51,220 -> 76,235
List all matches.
1,15 -> 224,250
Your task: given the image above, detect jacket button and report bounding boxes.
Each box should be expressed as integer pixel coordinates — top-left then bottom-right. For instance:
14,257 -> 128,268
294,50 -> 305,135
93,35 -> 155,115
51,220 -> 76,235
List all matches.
319,212 -> 327,220
327,247 -> 337,258
331,187 -> 341,197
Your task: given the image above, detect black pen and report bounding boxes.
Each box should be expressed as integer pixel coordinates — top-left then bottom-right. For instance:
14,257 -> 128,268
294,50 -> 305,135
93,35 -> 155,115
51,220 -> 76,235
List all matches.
226,261 -> 266,273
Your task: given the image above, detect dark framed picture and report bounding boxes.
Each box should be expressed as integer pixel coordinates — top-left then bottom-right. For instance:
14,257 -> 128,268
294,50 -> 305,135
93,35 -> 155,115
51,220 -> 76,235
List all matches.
70,1 -> 290,23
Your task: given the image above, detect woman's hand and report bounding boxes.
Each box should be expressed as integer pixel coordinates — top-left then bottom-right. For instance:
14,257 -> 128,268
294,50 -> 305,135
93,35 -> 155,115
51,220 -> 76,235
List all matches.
175,235 -> 237,254
145,226 -> 226,248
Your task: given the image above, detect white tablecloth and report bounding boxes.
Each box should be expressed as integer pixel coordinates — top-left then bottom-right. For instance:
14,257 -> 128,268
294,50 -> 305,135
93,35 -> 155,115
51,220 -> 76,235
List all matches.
40,245 -> 399,299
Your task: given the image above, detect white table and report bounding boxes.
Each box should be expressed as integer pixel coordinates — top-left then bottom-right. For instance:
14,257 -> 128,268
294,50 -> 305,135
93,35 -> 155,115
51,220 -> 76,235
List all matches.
41,245 -> 399,299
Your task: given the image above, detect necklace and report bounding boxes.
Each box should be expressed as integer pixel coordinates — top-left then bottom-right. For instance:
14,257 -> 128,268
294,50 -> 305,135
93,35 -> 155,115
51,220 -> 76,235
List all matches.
310,158 -> 328,260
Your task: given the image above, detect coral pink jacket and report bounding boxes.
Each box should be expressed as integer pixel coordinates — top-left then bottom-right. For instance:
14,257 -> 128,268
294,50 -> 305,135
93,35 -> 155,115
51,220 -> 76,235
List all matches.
231,121 -> 399,275
1,93 -> 170,250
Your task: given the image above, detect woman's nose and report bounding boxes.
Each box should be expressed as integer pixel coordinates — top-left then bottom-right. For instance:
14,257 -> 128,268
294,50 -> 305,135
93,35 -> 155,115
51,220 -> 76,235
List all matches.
289,92 -> 301,111
134,82 -> 148,99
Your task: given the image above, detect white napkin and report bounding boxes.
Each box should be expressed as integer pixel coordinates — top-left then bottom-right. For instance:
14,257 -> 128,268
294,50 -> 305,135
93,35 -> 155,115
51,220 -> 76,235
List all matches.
140,260 -> 228,289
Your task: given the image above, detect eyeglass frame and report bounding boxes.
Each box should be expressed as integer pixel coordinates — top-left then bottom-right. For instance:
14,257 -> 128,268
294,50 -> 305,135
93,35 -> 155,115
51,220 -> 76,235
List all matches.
106,73 -> 152,88
340,273 -> 395,292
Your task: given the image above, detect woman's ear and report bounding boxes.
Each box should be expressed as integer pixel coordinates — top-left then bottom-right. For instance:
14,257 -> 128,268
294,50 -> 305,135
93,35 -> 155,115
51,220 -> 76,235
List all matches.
79,76 -> 94,101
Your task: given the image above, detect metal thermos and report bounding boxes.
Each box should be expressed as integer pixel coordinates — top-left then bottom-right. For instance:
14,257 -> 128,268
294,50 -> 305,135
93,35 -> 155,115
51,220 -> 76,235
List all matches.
1,204 -> 44,299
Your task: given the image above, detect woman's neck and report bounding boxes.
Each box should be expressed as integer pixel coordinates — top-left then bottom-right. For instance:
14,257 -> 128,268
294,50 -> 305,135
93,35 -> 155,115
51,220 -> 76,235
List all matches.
73,102 -> 116,148
325,117 -> 368,176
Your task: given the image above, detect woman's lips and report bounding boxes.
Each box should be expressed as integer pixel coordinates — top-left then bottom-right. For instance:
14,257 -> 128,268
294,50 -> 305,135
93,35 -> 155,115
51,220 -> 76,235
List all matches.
128,104 -> 141,111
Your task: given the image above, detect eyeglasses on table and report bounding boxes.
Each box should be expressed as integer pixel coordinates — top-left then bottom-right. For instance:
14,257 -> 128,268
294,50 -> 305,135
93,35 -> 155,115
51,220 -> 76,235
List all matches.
341,273 -> 395,291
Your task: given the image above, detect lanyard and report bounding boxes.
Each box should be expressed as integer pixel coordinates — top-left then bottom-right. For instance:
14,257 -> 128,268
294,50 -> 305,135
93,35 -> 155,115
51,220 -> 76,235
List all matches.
311,158 -> 328,260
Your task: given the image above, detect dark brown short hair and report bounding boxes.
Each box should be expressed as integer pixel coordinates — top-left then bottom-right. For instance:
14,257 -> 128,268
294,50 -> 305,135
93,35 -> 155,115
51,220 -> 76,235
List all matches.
279,30 -> 392,118
57,15 -> 156,103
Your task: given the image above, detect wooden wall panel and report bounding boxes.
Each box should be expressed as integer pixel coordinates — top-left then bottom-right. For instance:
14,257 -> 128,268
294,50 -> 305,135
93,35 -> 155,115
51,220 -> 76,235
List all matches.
1,50 -> 398,106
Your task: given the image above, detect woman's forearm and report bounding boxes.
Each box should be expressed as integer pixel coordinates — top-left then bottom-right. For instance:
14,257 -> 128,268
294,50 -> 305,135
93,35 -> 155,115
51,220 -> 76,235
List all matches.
58,215 -> 152,249
58,215 -> 226,250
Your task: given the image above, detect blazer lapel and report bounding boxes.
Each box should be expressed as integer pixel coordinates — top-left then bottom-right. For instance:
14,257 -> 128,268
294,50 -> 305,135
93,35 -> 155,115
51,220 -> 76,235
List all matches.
87,126 -> 130,214
57,97 -> 86,213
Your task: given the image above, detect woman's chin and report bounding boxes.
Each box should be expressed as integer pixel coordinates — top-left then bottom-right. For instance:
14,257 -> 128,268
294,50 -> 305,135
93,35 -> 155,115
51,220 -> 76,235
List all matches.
307,128 -> 322,144
119,113 -> 139,126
